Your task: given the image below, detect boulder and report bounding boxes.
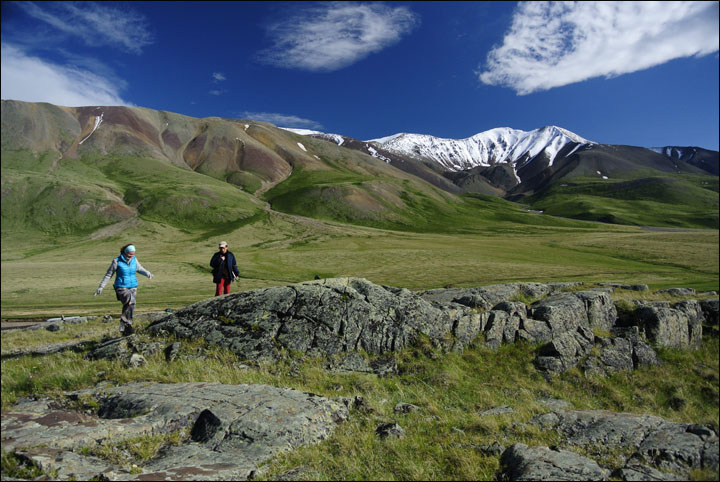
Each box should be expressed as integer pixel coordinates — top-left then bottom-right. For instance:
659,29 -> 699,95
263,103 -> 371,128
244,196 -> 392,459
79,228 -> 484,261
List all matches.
148,278 -> 484,362
574,291 -> 617,332
498,443 -> 610,481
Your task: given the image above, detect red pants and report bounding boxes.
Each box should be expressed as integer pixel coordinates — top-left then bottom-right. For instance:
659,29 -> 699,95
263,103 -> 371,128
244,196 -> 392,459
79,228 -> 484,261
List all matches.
215,278 -> 231,296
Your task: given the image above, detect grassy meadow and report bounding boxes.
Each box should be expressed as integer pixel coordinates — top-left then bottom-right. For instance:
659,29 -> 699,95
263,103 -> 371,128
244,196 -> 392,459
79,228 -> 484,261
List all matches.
2,206 -> 718,318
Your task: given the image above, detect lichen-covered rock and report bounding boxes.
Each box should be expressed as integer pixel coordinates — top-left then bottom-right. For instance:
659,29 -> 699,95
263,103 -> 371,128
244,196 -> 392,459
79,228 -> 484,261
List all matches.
148,278 -> 482,361
575,291 -> 617,332
531,409 -> 719,478
2,382 -> 348,481
634,305 -> 702,349
530,293 -> 591,336
498,443 -> 610,481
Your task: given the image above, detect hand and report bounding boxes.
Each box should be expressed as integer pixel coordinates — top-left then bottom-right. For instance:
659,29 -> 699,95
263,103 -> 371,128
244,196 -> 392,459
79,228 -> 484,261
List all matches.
94,287 -> 102,297
148,273 -> 154,280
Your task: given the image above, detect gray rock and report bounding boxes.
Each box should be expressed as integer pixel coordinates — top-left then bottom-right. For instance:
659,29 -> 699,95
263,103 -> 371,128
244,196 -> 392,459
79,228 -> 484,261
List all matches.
582,337 -> 634,377
164,342 -> 181,362
535,326 -> 595,374
148,278 -> 483,362
375,423 -> 405,439
700,299 -> 719,326
394,402 -> 420,414
2,382 -> 348,480
575,291 -> 618,332
654,288 -> 696,297
614,462 -> 681,481
498,443 -> 610,481
530,410 -> 718,477
530,293 -> 590,336
634,305 -> 702,349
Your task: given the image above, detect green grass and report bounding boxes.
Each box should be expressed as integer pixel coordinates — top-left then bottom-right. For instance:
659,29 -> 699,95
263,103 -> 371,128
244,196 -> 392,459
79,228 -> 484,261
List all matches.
526,175 -> 719,229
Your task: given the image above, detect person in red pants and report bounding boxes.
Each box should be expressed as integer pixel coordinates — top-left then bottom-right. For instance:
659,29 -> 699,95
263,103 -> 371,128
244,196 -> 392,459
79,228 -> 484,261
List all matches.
210,241 -> 239,296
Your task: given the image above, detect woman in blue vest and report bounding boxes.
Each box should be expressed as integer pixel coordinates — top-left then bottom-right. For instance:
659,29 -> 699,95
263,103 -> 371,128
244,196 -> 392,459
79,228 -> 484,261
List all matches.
94,244 -> 154,335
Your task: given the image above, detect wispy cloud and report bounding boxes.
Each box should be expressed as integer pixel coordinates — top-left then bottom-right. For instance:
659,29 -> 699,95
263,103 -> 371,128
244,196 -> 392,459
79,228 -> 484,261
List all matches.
212,72 -> 226,82
209,89 -> 227,96
258,2 -> 420,71
1,44 -> 131,106
240,111 -> 323,130
17,1 -> 154,54
478,1 -> 719,95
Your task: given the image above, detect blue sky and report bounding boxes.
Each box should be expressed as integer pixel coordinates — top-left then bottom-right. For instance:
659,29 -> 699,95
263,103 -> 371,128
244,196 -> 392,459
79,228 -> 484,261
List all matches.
2,1 -> 718,149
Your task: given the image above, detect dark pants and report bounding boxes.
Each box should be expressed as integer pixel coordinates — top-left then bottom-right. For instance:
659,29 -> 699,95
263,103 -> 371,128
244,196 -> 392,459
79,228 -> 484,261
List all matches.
215,278 -> 231,296
115,287 -> 137,324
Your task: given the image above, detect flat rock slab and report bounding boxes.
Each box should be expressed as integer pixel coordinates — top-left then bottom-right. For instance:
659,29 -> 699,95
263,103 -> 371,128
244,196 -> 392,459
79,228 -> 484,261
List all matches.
499,443 -> 610,481
2,382 -> 348,481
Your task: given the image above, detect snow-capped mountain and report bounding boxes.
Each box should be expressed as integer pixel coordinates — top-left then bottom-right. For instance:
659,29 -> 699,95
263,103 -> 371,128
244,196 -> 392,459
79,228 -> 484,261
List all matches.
368,126 -> 595,173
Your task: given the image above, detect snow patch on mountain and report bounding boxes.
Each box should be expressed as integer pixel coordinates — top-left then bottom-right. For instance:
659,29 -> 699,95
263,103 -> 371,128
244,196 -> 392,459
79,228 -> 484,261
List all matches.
650,146 -> 697,159
368,126 -> 595,173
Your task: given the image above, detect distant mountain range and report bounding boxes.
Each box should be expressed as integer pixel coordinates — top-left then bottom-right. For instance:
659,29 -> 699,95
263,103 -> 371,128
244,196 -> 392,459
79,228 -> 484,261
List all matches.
284,126 -> 718,199
1,99 -> 718,235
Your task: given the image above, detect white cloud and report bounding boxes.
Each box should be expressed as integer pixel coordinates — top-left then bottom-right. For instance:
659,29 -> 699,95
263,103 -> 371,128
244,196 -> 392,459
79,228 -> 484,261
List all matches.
1,44 -> 131,106
478,1 -> 719,95
240,112 -> 323,130
258,2 -> 420,71
212,72 -> 227,82
17,1 -> 153,54
209,89 -> 227,96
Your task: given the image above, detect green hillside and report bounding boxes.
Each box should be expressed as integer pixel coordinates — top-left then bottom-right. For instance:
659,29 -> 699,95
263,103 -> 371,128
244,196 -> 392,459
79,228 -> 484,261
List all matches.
526,174 -> 719,229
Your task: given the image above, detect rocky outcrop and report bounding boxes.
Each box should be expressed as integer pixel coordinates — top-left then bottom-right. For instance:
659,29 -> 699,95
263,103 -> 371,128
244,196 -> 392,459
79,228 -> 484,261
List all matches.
528,409 -> 719,480
148,278 -> 485,361
2,382 -> 347,481
142,278 -> 710,378
418,282 -> 584,311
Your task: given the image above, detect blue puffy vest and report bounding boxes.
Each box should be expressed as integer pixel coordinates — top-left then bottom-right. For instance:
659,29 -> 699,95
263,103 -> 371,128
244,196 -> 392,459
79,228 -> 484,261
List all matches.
114,255 -> 138,288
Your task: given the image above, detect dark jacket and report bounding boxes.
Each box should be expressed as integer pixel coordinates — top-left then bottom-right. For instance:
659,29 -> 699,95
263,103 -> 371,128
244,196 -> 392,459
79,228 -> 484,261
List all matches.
210,251 -> 240,283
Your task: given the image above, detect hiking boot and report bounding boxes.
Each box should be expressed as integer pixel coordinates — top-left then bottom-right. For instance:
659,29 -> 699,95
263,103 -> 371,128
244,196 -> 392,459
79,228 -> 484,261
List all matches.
121,323 -> 134,336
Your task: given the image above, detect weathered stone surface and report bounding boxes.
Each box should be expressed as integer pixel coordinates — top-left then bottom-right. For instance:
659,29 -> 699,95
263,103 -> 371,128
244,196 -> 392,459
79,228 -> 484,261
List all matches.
613,462 -> 681,481
85,335 -> 152,363
582,337 -> 634,377
148,278 -> 484,361
530,293 -> 591,336
654,288 -> 696,297
418,282 -> 583,311
498,443 -> 610,481
2,382 -> 347,481
575,291 -> 617,332
531,409 -> 719,478
1,339 -> 93,359
634,305 -> 702,349
535,326 -> 595,374
700,299 -> 719,326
